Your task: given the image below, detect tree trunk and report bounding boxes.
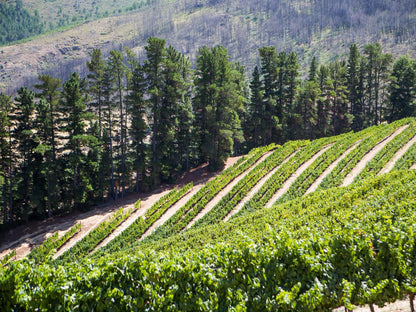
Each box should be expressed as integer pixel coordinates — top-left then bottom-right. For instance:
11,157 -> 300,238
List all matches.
109,109 -> 115,200
118,76 -> 125,199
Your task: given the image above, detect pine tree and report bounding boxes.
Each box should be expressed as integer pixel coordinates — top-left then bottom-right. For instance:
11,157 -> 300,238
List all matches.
34,75 -> 61,161
294,80 -> 318,139
34,75 -> 61,217
144,37 -> 166,185
258,47 -> 280,144
328,61 -> 351,135
32,98 -> 52,217
316,65 -> 331,138
175,55 -> 194,172
0,93 -> 12,224
86,48 -> 105,137
308,56 -> 319,82
101,65 -> 117,199
246,65 -> 264,149
61,72 -> 96,210
363,43 -> 393,125
388,56 -> 416,121
194,46 -> 244,170
107,50 -> 128,198
162,46 -> 193,180
13,87 -> 36,220
347,44 -> 364,132
283,51 -> 300,140
125,57 -> 148,192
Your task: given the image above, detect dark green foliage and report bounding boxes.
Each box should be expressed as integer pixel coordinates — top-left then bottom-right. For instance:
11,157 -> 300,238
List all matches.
34,75 -> 62,217
144,37 -> 167,185
108,50 -> 128,198
1,41 -> 416,229
245,66 -> 264,149
362,43 -> 393,126
328,60 -> 351,135
347,44 -> 364,132
388,56 -> 416,122
194,45 -> 245,171
0,1 -> 43,45
0,93 -> 11,225
125,52 -> 148,192
13,87 -> 36,221
61,72 -> 97,210
258,47 -> 281,144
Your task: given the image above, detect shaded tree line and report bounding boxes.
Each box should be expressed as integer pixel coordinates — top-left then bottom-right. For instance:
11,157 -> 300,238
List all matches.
0,40 -> 415,228
244,43 -> 416,149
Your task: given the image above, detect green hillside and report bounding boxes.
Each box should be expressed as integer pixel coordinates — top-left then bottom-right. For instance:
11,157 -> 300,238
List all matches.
1,117 -> 416,311
0,0 -> 43,45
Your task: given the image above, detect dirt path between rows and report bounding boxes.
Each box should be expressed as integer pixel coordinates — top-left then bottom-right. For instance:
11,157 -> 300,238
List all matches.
0,157 -> 241,261
53,209 -> 118,260
342,125 -> 408,187
185,151 -> 274,229
333,297 -> 412,312
0,197 -> 133,261
265,144 -> 334,208
411,163 -> 416,170
140,156 -> 243,239
140,184 -> 203,240
223,150 -> 299,222
379,135 -> 416,175
91,189 -> 172,254
305,140 -> 362,195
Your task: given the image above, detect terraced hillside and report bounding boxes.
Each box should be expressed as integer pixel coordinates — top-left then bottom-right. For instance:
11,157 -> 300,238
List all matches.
1,117 -> 416,311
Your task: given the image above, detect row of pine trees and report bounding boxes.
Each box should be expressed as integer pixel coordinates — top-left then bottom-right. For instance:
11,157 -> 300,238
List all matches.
0,39 -> 415,227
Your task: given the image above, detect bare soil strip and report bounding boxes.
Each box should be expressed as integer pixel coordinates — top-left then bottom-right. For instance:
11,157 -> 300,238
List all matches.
223,150 -> 299,222
332,297 -> 411,312
305,140 -> 362,195
140,184 -> 204,240
342,125 -> 408,187
139,156 -> 243,239
379,135 -> 416,175
265,144 -> 334,208
52,210 -> 116,259
92,189 -> 173,253
1,157 -> 242,260
0,199 -> 128,261
185,151 -> 275,229
411,163 -> 416,170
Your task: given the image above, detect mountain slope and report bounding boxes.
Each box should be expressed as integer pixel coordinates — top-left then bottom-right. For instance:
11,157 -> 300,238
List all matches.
1,0 -> 416,92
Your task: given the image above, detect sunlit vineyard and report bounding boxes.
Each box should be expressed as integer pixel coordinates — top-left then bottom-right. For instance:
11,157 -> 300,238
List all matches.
1,118 -> 416,311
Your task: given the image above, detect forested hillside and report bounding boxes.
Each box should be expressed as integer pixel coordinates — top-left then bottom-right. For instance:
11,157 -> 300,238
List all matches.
1,0 -> 415,93
0,38 -> 415,229
0,0 -> 43,45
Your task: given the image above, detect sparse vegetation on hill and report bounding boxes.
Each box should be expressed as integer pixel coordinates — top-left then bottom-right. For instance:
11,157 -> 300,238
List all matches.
1,0 -> 416,92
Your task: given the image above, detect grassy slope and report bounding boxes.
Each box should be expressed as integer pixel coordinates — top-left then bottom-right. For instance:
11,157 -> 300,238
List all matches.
1,0 -> 416,92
